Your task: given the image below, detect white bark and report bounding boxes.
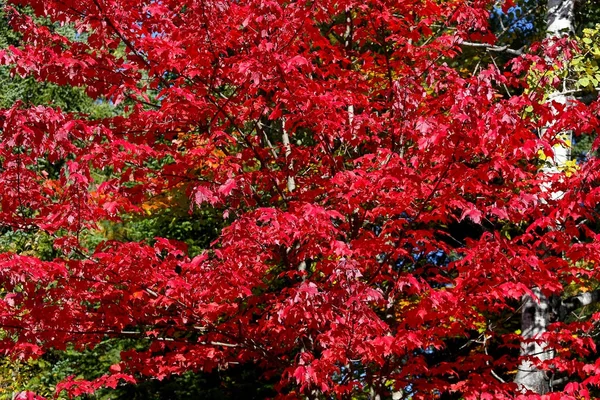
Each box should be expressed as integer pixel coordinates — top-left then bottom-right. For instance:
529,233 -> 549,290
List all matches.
546,0 -> 575,35
559,290 -> 600,320
281,120 -> 296,192
514,0 -> 576,394
345,12 -> 355,135
514,288 -> 554,394
281,121 -> 308,274
545,95 -> 572,171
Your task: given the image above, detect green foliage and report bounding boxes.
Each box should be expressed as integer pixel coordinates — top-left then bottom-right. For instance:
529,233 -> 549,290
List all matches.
569,25 -> 600,91
113,365 -> 277,400
0,343 -> 275,400
0,4 -> 113,117
565,25 -> 600,162
0,340 -> 142,399
575,0 -> 600,34
0,230 -> 56,261
85,190 -> 224,257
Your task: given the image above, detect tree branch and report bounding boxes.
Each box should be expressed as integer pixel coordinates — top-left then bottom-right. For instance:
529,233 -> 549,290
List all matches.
460,41 -> 524,56
559,289 -> 600,320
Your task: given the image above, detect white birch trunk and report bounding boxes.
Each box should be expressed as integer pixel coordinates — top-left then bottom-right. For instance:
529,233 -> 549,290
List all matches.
546,0 -> 575,35
514,0 -> 575,394
281,120 -> 296,193
514,288 -> 554,394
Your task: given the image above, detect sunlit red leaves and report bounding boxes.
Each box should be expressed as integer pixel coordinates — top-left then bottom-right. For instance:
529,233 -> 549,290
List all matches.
56,374 -> 136,398
2,0 -> 600,398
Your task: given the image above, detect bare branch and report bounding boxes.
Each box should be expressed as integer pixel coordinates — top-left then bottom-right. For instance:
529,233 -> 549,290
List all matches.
559,289 -> 600,320
460,41 -> 524,56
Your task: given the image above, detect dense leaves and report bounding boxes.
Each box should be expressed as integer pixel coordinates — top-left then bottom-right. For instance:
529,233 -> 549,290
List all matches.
1,0 -> 600,398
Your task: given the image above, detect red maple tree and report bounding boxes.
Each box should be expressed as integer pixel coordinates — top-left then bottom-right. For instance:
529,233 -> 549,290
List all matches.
1,0 -> 600,398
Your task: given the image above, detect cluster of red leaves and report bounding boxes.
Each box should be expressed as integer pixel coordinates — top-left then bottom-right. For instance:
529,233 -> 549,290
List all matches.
1,0 -> 600,398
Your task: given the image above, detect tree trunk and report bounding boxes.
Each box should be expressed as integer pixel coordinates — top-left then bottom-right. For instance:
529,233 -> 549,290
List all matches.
547,0 -> 575,35
514,0 -> 575,394
514,288 -> 553,394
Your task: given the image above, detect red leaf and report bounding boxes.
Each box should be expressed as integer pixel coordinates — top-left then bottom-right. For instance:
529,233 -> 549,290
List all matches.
502,0 -> 515,13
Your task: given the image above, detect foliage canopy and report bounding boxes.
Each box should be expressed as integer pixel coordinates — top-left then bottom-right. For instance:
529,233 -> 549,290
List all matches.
2,0 -> 600,399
